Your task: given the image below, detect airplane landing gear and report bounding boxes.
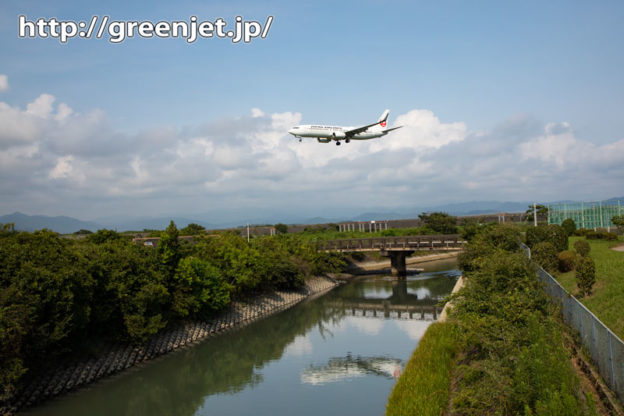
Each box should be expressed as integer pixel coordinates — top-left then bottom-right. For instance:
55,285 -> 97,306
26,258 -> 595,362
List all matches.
345,138 -> 350,143
299,138 -> 302,142
336,141 -> 341,146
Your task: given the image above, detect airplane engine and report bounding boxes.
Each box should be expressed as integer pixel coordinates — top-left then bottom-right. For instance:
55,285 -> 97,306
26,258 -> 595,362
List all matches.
317,138 -> 331,143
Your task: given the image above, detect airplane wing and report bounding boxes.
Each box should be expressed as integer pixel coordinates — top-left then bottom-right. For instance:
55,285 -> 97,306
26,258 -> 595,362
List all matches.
344,121 -> 384,137
383,126 -> 403,133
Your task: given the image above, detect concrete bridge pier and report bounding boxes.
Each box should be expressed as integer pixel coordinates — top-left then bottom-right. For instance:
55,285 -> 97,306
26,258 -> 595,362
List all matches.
380,250 -> 414,277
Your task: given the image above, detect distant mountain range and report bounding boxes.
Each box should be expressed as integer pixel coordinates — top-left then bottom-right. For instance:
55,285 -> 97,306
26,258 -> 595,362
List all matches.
2,198 -> 621,233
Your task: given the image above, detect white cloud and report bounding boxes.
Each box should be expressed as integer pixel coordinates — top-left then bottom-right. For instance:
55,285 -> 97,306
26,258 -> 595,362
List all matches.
49,155 -> 74,179
26,94 -> 56,118
1,91 -> 623,218
0,75 -> 8,92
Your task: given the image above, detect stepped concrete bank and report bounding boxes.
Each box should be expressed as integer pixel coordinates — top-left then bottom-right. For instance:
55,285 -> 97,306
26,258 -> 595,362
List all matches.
1,276 -> 338,415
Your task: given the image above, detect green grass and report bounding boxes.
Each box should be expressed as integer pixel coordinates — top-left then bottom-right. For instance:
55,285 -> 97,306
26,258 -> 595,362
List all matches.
386,322 -> 457,416
555,236 -> 624,339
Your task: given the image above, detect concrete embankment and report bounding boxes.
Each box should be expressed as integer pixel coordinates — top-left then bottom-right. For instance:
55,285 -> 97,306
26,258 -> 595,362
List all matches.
1,276 -> 338,415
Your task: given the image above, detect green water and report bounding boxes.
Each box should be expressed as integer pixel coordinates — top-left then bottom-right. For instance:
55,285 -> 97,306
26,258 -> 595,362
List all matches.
25,259 -> 459,416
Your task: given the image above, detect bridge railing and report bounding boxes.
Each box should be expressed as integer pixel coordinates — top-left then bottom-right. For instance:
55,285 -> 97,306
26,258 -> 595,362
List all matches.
317,235 -> 465,251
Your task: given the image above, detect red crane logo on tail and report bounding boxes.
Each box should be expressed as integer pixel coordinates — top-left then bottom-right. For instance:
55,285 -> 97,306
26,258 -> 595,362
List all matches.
380,120 -> 387,128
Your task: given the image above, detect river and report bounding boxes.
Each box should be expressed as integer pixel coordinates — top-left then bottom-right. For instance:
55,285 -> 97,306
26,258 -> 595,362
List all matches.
25,258 -> 459,416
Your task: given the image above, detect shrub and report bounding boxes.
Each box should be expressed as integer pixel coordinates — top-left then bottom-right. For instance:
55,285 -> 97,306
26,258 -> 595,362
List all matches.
586,230 -> 618,240
557,250 -> 576,273
573,240 -> 590,257
573,228 -> 591,237
526,224 -> 568,252
576,256 -> 596,296
561,219 -> 576,236
532,242 -> 558,273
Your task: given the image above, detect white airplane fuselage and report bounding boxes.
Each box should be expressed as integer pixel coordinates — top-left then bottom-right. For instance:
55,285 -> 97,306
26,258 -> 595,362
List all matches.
288,125 -> 383,141
287,109 -> 402,145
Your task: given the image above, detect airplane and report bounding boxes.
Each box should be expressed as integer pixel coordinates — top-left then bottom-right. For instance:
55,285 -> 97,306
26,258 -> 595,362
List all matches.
287,109 -> 402,145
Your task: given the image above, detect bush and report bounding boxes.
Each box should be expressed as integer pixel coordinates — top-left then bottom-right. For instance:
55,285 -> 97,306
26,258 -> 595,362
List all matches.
557,250 -> 576,273
586,230 -> 618,240
526,224 -> 568,252
561,219 -> 576,236
532,242 -> 558,273
573,240 -> 590,257
573,228 -> 591,236
576,256 -> 596,296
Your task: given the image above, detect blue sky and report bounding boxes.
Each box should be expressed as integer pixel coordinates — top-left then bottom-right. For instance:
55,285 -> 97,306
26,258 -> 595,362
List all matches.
1,0 -> 623,222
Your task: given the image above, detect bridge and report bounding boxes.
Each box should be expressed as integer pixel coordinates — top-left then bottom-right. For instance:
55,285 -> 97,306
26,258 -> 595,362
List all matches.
318,235 -> 465,277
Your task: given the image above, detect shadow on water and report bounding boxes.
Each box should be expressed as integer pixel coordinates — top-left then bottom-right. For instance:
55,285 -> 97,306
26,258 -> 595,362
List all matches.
25,259 -> 459,416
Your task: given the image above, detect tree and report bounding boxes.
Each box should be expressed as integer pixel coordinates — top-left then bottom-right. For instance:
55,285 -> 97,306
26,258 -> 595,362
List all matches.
573,240 -> 590,257
86,229 -> 124,244
557,250 -> 576,273
531,242 -> 558,273
525,225 -> 567,252
180,223 -> 205,235
274,223 -> 288,234
612,215 -> 624,233
576,256 -> 596,297
171,257 -> 230,319
561,219 -> 576,237
418,212 -> 458,234
523,204 -> 548,223
158,221 -> 181,277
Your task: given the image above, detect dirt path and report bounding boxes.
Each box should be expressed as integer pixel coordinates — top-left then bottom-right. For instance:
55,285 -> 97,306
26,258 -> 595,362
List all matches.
611,243 -> 624,252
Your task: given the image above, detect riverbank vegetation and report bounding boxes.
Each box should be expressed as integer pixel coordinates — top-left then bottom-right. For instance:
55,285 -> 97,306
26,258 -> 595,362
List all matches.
386,322 -> 457,415
555,236 -> 624,340
0,222 -> 345,401
387,224 -> 597,415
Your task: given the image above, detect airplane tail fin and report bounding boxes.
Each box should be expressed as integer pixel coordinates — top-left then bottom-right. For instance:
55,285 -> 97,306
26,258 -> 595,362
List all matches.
377,109 -> 390,128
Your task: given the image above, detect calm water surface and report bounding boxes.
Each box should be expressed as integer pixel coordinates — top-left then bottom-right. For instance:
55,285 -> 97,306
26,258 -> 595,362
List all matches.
26,258 -> 459,416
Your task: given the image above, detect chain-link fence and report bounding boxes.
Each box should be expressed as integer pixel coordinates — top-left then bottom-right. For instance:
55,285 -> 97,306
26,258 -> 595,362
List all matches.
520,243 -> 624,401
548,199 -> 623,230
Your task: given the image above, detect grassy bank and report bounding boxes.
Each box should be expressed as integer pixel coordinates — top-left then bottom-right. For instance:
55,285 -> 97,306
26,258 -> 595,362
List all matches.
387,225 -> 596,415
386,322 -> 457,416
555,236 -> 624,340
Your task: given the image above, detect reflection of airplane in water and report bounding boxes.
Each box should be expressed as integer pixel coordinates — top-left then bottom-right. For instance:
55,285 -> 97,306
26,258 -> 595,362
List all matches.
301,354 -> 402,385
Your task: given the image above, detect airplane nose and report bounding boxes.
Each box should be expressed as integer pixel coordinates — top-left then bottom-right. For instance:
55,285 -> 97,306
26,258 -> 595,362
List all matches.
288,128 -> 295,135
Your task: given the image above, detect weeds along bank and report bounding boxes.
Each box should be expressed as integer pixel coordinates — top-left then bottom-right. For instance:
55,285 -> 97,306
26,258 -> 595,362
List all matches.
0,222 -> 346,406
387,224 -> 598,416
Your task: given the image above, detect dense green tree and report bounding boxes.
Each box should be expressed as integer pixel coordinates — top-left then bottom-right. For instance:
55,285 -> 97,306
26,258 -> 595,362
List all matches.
80,240 -> 169,342
561,218 -> 576,236
171,257 -> 230,319
180,223 -> 205,235
526,224 -> 568,252
158,221 -> 181,277
532,242 -> 558,273
274,223 -> 288,234
612,215 -> 624,233
0,230 -> 93,395
86,229 -> 124,244
418,212 -> 458,234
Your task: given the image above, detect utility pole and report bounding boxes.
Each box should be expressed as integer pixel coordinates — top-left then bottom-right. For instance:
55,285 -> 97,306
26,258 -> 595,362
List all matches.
533,203 -> 537,227
247,223 -> 250,243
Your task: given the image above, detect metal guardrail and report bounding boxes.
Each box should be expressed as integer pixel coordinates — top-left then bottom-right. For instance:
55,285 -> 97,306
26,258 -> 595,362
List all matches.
318,235 -> 466,251
520,243 -> 624,401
